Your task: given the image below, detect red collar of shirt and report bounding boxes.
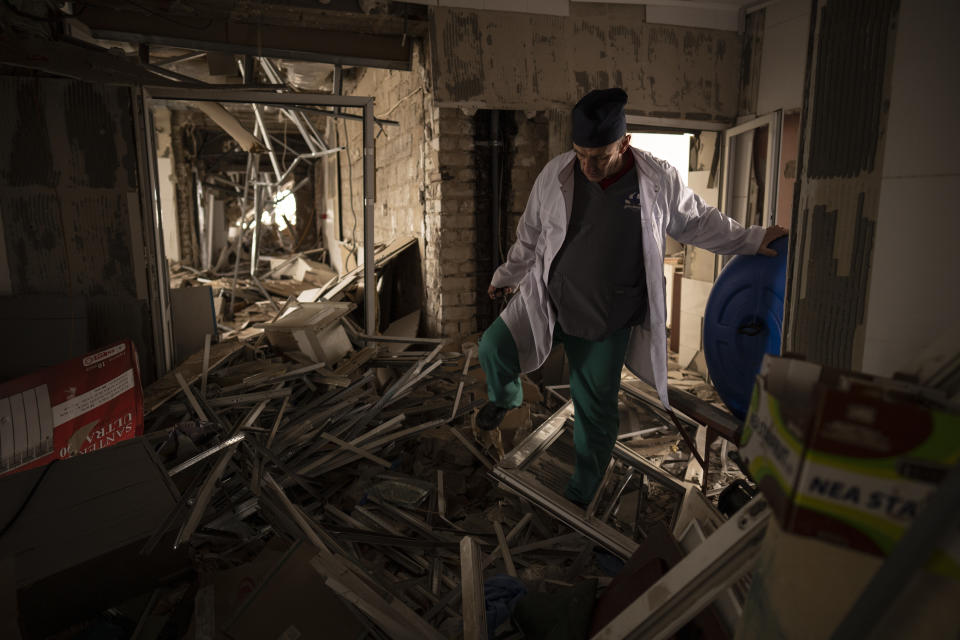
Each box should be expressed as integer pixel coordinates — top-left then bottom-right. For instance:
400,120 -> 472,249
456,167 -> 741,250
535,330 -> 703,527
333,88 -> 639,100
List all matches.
599,149 -> 635,190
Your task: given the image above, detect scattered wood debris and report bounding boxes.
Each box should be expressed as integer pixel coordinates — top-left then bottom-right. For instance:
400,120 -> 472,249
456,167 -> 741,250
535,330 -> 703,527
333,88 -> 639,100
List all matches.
40,244 -> 753,639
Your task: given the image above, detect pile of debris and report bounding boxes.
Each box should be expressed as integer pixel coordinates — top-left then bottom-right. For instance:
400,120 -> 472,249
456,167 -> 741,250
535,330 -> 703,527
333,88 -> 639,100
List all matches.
0,244 -> 758,638
123,281 -> 756,639
168,236 -> 419,348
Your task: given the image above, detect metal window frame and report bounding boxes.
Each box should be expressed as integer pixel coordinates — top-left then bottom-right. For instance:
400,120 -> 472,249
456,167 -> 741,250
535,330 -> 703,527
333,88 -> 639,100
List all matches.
493,399 -> 693,560
720,111 -> 782,229
140,86 -> 379,373
589,497 -> 770,640
625,115 -> 728,132
133,90 -> 175,376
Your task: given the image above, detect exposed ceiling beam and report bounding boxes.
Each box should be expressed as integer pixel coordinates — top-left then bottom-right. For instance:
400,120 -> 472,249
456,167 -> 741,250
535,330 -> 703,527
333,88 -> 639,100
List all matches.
78,3 -> 418,70
0,35 -> 202,87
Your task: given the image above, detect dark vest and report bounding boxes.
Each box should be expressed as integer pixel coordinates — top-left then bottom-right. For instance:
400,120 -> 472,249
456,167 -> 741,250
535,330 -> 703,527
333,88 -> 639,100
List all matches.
547,161 -> 647,340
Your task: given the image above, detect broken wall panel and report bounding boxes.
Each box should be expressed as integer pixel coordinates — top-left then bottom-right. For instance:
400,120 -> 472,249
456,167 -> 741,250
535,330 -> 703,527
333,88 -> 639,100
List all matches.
737,9 -> 765,117
0,75 -> 157,381
170,109 -> 201,268
783,0 -> 899,370
430,5 -> 740,121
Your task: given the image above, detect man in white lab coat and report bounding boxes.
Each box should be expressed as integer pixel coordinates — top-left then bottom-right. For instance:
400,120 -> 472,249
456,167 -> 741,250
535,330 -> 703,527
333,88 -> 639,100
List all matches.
477,88 -> 787,505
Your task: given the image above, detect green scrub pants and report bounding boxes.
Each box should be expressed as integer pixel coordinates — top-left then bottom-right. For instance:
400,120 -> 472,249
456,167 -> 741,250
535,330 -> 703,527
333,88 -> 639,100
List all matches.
478,317 -> 630,505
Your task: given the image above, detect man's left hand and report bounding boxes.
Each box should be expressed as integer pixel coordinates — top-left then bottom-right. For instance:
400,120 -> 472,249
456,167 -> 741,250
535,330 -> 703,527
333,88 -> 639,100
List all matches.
757,225 -> 788,256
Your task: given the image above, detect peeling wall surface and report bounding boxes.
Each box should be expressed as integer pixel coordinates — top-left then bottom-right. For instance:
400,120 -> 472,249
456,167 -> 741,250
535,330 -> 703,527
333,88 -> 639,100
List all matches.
430,5 -> 741,121
784,0 -> 898,370
0,76 -> 155,378
170,110 -> 200,268
861,0 -> 960,378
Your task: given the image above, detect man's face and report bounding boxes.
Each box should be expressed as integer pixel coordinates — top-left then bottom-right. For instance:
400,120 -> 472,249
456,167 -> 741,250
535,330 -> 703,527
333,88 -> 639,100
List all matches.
573,135 -> 631,182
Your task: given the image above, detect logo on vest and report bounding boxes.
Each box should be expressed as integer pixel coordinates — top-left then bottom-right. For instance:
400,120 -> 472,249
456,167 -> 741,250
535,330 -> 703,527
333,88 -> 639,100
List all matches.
624,191 -> 643,211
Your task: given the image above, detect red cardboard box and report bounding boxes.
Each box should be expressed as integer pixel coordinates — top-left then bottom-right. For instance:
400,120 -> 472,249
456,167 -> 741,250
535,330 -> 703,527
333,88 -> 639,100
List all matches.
0,340 -> 143,475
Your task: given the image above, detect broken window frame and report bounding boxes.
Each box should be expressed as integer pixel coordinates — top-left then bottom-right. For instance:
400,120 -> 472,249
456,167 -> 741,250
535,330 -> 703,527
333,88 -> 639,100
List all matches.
493,399 -> 694,560
721,111 -> 782,230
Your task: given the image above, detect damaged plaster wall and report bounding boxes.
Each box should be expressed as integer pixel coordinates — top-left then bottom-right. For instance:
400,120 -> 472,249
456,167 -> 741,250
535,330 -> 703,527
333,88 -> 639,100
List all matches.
430,5 -> 740,121
170,109 -> 200,268
153,106 -> 180,265
860,0 -> 960,378
784,0 -> 899,370
0,75 -> 156,380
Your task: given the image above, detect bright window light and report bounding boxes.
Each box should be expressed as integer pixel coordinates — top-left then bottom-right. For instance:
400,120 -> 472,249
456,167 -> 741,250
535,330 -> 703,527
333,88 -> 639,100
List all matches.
235,188 -> 298,231
272,189 -> 297,230
630,132 -> 693,186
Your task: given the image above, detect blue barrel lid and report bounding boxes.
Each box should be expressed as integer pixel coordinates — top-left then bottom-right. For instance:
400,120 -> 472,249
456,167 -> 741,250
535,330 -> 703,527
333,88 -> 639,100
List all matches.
702,235 -> 788,419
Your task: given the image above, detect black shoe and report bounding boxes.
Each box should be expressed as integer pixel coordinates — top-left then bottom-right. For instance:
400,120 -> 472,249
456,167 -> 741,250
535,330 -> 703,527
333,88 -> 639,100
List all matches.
476,403 -> 509,431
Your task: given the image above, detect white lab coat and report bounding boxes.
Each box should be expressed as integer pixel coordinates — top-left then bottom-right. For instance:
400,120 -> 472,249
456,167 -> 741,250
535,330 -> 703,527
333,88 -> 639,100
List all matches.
490,147 -> 765,411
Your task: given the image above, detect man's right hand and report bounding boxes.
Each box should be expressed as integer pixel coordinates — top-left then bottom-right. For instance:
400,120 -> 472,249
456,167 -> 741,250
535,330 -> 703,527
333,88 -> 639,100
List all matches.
488,285 -> 514,300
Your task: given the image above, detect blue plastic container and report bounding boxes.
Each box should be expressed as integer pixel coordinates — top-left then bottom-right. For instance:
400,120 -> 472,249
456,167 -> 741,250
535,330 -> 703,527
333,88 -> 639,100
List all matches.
702,235 -> 788,419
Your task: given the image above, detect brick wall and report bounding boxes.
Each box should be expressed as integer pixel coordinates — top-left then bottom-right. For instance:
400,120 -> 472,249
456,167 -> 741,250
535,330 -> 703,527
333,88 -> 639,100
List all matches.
433,107 -> 479,338
437,110 -> 550,338
335,54 -> 551,340
504,113 -> 550,248
337,43 -> 443,333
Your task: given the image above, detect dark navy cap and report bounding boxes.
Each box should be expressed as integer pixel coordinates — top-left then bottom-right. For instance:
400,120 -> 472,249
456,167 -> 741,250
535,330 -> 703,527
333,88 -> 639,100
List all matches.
572,88 -> 628,147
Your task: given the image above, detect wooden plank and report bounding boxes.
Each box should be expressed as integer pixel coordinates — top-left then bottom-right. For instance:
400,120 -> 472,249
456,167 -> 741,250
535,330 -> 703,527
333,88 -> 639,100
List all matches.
482,513 -> 533,569
301,420 -> 444,477
143,340 -> 244,415
200,334 -> 211,399
320,237 -> 417,301
266,395 -> 289,449
437,470 -> 446,519
450,348 -> 473,420
175,443 -> 238,546
174,372 -> 208,423
207,388 -> 291,408
318,432 -> 391,468
450,427 -> 493,471
263,473 -> 443,640
492,521 -> 516,578
459,536 -> 487,640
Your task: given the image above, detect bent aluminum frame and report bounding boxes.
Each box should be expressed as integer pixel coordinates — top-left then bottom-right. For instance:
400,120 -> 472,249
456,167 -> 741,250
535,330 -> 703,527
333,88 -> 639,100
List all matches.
590,497 -> 770,640
493,399 -> 693,560
142,86 -> 380,354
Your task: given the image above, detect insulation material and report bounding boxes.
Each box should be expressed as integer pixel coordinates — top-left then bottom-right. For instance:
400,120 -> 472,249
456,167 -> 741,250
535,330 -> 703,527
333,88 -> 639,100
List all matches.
431,5 -> 740,119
